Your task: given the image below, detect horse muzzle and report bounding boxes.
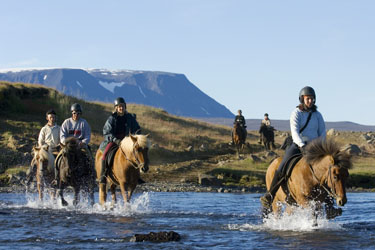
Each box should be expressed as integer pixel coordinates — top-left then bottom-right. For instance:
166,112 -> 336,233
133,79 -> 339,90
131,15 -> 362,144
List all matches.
336,196 -> 347,206
140,162 -> 149,173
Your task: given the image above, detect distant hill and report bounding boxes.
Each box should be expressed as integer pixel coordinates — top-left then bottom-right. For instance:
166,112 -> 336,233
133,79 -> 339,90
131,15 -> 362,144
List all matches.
0,68 -> 234,118
199,118 -> 375,132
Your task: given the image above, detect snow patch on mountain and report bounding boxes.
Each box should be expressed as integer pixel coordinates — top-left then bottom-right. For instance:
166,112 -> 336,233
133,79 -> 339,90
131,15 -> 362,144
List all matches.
98,81 -> 126,93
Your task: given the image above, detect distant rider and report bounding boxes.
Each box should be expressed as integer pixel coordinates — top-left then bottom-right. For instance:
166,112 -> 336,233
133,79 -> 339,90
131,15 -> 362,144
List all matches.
26,109 -> 60,185
231,109 -> 247,145
259,113 -> 271,144
98,97 -> 142,184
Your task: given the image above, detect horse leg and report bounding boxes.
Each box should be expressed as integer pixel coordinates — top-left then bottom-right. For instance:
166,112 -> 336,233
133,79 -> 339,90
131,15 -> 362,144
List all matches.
110,184 -> 117,208
73,187 -> 80,207
99,183 -> 107,206
59,188 -> 68,206
119,182 -> 130,205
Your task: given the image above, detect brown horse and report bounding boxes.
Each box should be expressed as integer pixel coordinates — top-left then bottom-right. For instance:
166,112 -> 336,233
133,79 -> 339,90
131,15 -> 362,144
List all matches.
55,137 -> 95,206
233,122 -> 246,155
259,124 -> 276,150
95,134 -> 150,207
31,145 -> 57,201
263,138 -> 352,222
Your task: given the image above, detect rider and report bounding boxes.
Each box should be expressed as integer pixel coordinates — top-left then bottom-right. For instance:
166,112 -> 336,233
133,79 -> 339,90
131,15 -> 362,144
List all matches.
260,86 -> 337,213
98,97 -> 142,184
259,113 -> 271,144
231,110 -> 247,145
26,109 -> 61,185
52,103 -> 92,186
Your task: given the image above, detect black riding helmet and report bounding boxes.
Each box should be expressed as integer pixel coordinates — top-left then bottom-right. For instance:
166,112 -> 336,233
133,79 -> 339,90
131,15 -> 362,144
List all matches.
114,97 -> 126,108
71,103 -> 82,113
299,86 -> 316,103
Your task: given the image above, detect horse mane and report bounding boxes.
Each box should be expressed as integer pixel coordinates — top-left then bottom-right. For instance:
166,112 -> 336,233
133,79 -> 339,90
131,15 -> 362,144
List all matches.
305,138 -> 352,169
120,134 -> 151,152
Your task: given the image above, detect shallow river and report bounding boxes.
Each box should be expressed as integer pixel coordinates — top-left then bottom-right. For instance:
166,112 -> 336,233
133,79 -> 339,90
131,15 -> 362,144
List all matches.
0,191 -> 374,249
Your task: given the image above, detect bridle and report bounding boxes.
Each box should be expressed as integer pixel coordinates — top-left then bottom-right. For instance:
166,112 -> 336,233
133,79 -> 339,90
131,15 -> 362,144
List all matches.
119,142 -> 145,170
309,164 -> 339,200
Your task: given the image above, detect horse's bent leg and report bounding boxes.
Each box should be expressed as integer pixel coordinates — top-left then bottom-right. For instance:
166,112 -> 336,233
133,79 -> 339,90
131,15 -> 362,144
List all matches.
99,183 -> 107,206
59,188 -> 68,206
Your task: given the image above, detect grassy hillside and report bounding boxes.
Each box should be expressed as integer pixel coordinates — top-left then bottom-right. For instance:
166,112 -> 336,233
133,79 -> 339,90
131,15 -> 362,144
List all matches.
0,81 -> 374,190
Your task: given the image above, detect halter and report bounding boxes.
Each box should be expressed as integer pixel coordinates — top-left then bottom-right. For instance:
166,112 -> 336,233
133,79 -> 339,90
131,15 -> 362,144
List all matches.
119,141 -> 144,170
309,164 -> 339,200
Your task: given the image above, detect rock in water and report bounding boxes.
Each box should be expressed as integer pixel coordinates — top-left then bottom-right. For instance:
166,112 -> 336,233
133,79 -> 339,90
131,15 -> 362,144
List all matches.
130,231 -> 181,242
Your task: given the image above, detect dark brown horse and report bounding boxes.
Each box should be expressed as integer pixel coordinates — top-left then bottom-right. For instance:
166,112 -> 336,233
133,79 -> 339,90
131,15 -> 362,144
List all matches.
233,122 -> 246,155
259,124 -> 276,150
95,134 -> 150,207
263,138 -> 352,222
55,137 -> 95,206
31,145 -> 57,201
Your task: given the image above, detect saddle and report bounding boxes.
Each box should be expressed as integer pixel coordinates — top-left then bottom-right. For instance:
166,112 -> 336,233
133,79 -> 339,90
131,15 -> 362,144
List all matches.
280,153 -> 303,205
104,144 -> 119,170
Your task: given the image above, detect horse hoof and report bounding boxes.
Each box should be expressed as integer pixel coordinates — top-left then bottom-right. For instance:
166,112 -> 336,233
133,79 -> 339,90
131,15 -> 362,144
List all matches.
62,200 -> 68,206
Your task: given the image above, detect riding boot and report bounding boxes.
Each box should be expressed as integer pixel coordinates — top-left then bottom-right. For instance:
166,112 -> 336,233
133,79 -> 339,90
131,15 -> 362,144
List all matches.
138,178 -> 146,184
99,159 -> 107,184
260,172 -> 283,209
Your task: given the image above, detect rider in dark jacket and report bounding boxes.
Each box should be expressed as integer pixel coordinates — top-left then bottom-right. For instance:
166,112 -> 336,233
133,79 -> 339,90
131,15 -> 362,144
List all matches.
98,97 -> 141,184
231,110 -> 247,144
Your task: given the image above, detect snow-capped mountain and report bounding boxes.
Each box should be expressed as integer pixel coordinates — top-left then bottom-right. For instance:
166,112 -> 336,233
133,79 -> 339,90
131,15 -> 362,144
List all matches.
0,68 -> 234,118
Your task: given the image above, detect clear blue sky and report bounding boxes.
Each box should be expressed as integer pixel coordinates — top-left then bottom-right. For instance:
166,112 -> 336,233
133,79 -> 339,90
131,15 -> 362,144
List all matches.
1,1 -> 374,125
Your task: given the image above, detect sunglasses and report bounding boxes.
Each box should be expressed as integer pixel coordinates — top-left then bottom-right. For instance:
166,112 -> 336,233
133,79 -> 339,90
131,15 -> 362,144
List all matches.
72,112 -> 81,115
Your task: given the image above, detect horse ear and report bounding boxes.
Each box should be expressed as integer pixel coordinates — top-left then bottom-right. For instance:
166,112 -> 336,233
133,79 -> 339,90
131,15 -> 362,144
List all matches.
130,134 -> 137,143
34,146 -> 41,151
145,134 -> 150,138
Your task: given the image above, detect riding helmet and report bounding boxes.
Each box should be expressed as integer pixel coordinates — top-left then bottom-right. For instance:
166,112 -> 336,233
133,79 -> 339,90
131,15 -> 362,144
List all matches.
299,86 -> 316,103
114,97 -> 126,108
70,103 -> 82,113
264,113 -> 269,117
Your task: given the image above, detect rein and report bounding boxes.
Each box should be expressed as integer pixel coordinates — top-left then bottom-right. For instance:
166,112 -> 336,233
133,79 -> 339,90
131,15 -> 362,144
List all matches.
119,143 -> 143,169
308,164 -> 339,200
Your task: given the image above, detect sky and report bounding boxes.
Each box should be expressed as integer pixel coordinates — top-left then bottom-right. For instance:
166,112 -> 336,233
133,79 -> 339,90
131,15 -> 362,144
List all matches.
1,1 -> 375,125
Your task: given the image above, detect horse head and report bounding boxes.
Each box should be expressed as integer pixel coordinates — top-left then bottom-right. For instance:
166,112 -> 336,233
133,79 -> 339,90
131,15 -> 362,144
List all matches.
58,137 -> 81,179
305,138 -> 352,207
121,134 -> 150,173
32,144 -> 54,173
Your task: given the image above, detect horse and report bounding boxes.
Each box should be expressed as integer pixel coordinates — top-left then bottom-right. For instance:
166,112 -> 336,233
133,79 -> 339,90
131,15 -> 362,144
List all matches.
263,138 -> 352,223
259,124 -> 276,150
55,137 -> 95,206
95,134 -> 150,207
31,145 -> 57,201
233,122 -> 246,156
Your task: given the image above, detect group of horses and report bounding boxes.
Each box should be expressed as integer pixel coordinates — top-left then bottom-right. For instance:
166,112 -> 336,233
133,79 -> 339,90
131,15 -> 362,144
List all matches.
31,134 -> 150,208
31,124 -> 352,223
232,122 -> 276,154
232,122 -> 352,223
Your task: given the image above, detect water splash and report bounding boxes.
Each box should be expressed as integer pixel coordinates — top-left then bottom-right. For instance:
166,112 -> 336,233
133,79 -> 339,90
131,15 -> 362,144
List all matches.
229,206 -> 343,232
20,190 -> 151,215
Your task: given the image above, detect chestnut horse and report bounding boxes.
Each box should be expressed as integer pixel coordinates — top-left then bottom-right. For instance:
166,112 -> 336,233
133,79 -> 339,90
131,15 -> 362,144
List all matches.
55,137 -> 95,206
95,134 -> 150,207
233,122 -> 246,155
263,138 -> 352,222
31,145 -> 57,201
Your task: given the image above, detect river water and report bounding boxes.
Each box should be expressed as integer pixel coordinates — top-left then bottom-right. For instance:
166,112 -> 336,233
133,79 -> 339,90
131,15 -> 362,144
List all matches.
0,191 -> 374,249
